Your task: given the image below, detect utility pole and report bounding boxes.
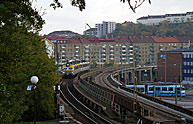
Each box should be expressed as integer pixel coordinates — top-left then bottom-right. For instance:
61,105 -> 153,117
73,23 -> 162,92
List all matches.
179,63 -> 182,100
133,51 -> 137,113
164,52 -> 167,83
175,81 -> 178,104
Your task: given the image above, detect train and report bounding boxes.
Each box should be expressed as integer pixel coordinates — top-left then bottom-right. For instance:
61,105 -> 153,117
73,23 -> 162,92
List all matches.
62,60 -> 90,78
124,84 -> 186,97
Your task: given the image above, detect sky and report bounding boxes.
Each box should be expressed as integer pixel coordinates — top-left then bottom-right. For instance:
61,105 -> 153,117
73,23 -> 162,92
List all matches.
33,0 -> 193,35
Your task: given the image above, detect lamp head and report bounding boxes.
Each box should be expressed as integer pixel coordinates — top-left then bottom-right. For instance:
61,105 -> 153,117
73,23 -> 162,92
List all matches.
30,76 -> 39,84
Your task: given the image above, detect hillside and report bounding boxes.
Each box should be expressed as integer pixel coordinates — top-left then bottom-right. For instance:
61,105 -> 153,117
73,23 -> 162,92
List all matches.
109,21 -> 193,37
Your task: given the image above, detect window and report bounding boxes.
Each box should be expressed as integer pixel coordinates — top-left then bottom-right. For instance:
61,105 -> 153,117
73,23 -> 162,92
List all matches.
169,87 -> 173,91
162,87 -> 167,91
149,87 -> 154,91
156,87 -> 160,90
184,62 -> 186,66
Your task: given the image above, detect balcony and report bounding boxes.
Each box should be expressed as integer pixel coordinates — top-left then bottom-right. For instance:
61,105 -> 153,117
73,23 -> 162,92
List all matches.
102,46 -> 106,48
122,53 -> 126,56
110,46 -> 113,48
85,46 -> 89,48
122,50 -> 126,52
75,46 -> 79,49
110,50 -> 114,52
85,54 -> 89,56
102,50 -> 106,52
129,45 -> 133,48
129,49 -> 133,52
62,46 -> 65,49
122,45 -> 126,48
102,54 -> 106,56
62,51 -> 65,53
85,50 -> 89,52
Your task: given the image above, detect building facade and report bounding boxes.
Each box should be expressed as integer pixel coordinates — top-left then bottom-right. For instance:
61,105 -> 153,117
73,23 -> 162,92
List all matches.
137,11 -> 193,25
96,21 -> 116,37
157,48 -> 193,83
48,36 -> 193,67
83,28 -> 97,36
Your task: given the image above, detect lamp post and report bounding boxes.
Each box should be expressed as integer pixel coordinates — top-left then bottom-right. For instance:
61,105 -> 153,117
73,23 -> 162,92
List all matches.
30,76 -> 39,124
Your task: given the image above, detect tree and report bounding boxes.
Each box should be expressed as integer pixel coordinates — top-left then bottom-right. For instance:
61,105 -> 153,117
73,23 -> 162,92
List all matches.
0,1 -> 59,123
50,0 -> 151,13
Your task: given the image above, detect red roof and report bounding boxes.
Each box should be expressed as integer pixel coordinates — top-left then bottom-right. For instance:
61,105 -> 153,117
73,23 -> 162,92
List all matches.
114,37 -> 132,43
152,36 -> 178,43
129,36 -> 155,43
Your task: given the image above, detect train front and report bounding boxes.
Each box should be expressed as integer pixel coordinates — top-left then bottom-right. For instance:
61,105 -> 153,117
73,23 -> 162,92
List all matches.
62,63 -> 74,78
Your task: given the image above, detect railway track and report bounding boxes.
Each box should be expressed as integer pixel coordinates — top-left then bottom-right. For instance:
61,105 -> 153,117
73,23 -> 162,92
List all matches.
94,70 -> 193,123
106,73 -> 193,123
60,78 -> 114,124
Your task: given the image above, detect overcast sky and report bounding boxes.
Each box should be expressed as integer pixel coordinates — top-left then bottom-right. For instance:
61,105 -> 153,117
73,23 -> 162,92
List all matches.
33,0 -> 193,35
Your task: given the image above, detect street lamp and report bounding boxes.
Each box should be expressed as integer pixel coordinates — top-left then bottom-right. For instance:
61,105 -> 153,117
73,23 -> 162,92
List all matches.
30,76 -> 39,124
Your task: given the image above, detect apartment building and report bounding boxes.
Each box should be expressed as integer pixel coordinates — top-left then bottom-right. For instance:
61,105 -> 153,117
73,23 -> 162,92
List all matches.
46,36 -> 193,66
96,21 -> 116,37
83,28 -> 97,36
137,11 -> 193,25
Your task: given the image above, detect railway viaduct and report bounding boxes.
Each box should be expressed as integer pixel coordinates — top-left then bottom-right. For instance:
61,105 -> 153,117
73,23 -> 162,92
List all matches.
66,67 -> 192,124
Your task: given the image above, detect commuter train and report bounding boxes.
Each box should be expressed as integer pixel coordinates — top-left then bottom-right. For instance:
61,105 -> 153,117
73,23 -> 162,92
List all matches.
124,84 -> 186,97
62,60 -> 90,78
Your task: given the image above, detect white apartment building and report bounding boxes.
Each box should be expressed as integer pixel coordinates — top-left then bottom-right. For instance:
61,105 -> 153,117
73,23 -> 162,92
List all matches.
96,21 -> 116,37
137,11 -> 193,25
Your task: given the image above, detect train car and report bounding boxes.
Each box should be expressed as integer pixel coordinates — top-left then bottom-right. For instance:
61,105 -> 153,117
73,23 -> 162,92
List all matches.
124,84 -> 186,97
62,60 -> 90,78
125,85 -> 146,94
147,85 -> 186,97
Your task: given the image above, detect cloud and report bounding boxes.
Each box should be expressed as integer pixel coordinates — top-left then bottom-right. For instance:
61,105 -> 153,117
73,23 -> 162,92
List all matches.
34,0 -> 193,35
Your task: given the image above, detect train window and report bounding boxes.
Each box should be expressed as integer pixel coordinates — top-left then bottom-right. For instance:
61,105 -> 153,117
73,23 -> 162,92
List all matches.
149,87 -> 154,91
156,87 -> 160,90
139,88 -> 144,92
69,67 -> 73,69
162,87 -> 167,91
169,87 -> 173,91
177,88 -> 180,90
63,67 -> 67,69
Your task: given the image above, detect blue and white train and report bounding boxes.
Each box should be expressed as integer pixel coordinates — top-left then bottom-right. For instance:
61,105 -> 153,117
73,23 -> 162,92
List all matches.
125,84 -> 186,97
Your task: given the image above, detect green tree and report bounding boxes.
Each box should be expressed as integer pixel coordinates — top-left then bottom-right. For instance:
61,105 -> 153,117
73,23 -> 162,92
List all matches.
0,1 -> 58,123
